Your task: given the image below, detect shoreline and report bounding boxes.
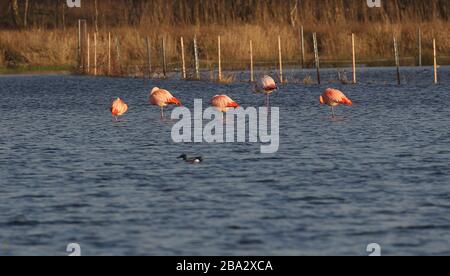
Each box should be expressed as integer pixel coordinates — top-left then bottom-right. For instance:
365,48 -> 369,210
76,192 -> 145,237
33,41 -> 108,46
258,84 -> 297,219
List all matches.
0,70 -> 73,76
0,65 -> 74,76
1,65 -> 447,79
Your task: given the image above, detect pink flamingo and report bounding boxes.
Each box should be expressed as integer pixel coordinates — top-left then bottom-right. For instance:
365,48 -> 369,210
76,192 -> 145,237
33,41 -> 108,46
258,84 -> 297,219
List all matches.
149,87 -> 182,119
110,98 -> 128,121
320,88 -> 353,118
254,75 -> 278,107
211,95 -> 240,113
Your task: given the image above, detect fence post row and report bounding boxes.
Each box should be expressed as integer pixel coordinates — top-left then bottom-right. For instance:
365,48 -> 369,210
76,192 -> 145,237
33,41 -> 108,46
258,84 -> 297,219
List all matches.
73,21 -> 440,85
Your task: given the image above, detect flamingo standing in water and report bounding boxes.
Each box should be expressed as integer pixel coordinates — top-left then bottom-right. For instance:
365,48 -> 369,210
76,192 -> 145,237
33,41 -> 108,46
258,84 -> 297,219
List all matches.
320,88 -> 353,118
149,87 -> 182,119
211,95 -> 240,113
254,75 -> 278,107
110,98 -> 128,121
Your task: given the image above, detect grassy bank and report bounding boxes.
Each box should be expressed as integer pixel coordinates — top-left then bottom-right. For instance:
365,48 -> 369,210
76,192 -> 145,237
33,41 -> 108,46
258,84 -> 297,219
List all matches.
1,22 -> 449,76
0,65 -> 73,75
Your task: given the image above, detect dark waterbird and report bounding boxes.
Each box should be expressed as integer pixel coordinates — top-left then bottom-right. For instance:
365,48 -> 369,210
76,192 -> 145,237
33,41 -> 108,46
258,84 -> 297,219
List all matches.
178,154 -> 203,164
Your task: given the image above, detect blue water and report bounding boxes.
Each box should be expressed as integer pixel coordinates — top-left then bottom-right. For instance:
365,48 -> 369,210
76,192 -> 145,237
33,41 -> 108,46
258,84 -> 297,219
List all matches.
1,67 -> 450,256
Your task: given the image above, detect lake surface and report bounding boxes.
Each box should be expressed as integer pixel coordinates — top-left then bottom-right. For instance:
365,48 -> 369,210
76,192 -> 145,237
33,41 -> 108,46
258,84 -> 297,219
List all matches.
1,67 -> 450,256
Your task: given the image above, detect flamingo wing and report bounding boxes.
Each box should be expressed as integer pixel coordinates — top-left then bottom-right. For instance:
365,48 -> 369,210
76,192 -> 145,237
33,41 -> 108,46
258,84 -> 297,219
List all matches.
111,98 -> 128,116
150,89 -> 181,106
323,88 -> 353,106
211,95 -> 240,111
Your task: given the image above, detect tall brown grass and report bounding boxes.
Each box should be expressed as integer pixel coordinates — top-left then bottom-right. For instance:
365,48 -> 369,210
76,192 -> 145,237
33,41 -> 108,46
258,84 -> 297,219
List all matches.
1,21 -> 449,74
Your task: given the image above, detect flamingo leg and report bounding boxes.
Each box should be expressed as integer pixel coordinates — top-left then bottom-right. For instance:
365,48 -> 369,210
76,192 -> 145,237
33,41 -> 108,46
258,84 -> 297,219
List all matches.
266,94 -> 270,109
160,107 -> 164,119
331,106 -> 336,118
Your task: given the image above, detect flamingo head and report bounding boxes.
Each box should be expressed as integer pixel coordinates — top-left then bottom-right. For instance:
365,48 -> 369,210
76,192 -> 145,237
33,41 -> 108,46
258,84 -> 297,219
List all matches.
151,87 -> 160,95
319,96 -> 325,105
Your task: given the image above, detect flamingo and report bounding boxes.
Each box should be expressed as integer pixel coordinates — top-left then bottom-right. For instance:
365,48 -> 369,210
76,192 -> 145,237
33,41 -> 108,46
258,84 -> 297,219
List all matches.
254,75 -> 278,107
110,98 -> 128,121
149,87 -> 182,119
320,88 -> 353,118
211,95 -> 240,113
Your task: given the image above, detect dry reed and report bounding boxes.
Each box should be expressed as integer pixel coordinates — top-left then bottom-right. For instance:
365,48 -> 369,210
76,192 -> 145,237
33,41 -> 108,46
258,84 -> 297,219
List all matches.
1,22 -> 449,73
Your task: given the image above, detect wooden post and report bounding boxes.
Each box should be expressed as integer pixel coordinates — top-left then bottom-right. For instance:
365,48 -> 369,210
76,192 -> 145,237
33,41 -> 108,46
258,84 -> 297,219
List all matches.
313,32 -> 321,85
418,27 -> 422,67
94,0 -> 99,33
352,33 -> 357,84
108,32 -> 111,76
250,40 -> 254,82
146,37 -> 152,78
162,37 -> 167,78
180,37 -> 187,79
78,20 -> 87,73
194,35 -> 200,80
62,3 -> 66,31
83,20 -> 87,73
433,38 -> 438,84
218,36 -> 222,82
94,32 -> 97,76
300,25 -> 305,69
115,36 -> 121,75
77,20 -> 81,71
393,36 -> 401,85
87,32 -> 90,74
278,36 -> 283,83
